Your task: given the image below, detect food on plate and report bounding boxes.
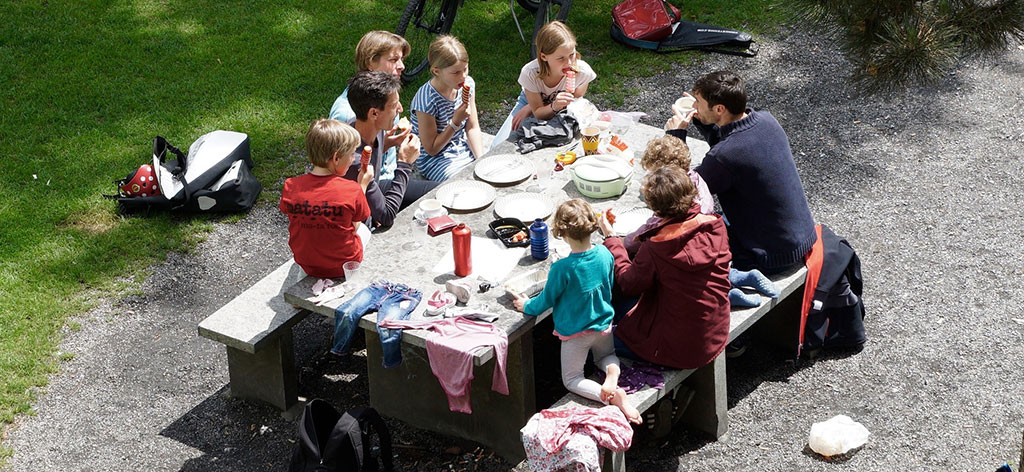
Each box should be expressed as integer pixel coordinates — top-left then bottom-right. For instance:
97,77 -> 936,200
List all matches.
511,231 -> 528,243
555,151 -> 577,165
605,208 -> 617,225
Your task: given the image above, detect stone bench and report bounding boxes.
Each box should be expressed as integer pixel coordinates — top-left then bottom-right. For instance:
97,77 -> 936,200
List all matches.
197,260 -> 310,414
534,265 -> 808,472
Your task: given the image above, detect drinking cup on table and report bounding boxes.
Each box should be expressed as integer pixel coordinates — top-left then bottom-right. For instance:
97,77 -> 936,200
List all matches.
419,198 -> 444,219
536,160 -> 553,189
342,261 -> 361,285
581,127 -> 601,155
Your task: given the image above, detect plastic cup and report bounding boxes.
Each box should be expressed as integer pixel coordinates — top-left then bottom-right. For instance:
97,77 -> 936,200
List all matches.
536,160 -> 552,189
342,261 -> 361,285
581,127 -> 601,155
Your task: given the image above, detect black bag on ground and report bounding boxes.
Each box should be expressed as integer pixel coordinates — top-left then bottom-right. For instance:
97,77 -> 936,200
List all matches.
289,399 -> 393,472
610,17 -> 758,57
803,225 -> 866,352
111,130 -> 261,215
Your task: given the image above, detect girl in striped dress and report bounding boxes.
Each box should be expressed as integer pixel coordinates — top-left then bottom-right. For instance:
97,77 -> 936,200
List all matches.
410,35 -> 484,182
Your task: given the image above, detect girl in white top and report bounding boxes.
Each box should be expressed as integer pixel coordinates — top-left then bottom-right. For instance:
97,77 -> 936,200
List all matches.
490,21 -> 597,150
410,35 -> 484,181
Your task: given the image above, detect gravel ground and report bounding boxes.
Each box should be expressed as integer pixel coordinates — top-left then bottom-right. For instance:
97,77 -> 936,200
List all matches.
4,25 -> 1024,471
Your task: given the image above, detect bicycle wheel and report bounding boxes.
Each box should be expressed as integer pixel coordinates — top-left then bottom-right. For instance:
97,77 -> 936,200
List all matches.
516,0 -> 541,13
396,0 -> 458,83
530,0 -> 572,56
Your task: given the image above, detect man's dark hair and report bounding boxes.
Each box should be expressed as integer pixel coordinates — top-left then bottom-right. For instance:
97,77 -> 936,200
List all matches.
692,70 -> 746,115
347,71 -> 401,121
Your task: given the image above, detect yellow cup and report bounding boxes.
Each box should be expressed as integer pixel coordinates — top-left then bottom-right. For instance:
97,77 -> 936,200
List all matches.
581,127 -> 601,155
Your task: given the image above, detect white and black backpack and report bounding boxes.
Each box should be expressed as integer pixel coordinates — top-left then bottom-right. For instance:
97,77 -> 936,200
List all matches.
110,130 -> 262,215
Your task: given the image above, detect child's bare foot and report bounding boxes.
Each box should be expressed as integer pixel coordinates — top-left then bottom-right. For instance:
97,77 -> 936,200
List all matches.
600,364 -> 621,403
610,387 -> 642,424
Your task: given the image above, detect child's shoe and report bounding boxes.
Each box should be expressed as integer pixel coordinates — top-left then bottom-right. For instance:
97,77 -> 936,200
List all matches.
426,290 -> 457,316
445,277 -> 474,304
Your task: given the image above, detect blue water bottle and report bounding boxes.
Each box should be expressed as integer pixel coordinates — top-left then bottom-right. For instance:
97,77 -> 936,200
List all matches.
529,218 -> 549,260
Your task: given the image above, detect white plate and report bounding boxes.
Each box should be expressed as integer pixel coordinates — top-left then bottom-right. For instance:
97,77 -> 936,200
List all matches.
494,193 -> 556,223
612,207 -> 655,235
435,181 -> 496,211
474,154 -> 533,184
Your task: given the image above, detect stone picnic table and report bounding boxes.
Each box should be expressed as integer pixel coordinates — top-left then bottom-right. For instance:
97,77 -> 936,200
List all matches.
284,121 -> 709,461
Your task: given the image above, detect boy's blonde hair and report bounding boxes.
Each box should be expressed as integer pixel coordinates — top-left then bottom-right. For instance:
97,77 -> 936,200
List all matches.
428,35 -> 469,72
641,135 -> 691,171
354,31 -> 411,72
552,199 -> 599,241
305,119 -> 360,168
535,21 -> 578,78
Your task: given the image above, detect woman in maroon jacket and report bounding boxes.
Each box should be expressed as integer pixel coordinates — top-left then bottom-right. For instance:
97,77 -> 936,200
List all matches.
599,167 -> 732,370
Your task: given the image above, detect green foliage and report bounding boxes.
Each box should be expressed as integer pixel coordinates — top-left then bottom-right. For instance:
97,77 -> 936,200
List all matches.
785,0 -> 1024,92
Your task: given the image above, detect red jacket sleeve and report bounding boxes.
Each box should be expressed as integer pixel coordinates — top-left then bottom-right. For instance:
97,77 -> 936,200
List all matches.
604,237 -> 656,297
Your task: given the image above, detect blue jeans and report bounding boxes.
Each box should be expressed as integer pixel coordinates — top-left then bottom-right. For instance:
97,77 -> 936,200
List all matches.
331,280 -> 422,368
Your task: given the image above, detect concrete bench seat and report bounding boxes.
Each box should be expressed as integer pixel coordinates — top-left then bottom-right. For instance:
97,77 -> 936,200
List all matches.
533,265 -> 808,472
197,260 -> 309,413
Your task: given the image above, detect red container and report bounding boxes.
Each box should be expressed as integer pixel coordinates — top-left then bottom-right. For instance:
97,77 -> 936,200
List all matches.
453,223 -> 472,276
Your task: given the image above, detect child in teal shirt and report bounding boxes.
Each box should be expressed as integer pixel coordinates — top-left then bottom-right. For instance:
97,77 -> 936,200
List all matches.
513,199 -> 640,423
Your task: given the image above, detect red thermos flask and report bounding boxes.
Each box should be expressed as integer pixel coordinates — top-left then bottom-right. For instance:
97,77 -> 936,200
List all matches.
453,223 -> 472,276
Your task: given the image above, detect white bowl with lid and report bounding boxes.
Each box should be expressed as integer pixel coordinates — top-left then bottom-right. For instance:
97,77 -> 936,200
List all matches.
568,155 -> 633,199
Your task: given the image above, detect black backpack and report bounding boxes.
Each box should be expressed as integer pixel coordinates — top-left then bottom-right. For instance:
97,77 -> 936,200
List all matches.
803,225 -> 866,353
289,400 -> 393,472
610,18 -> 758,57
110,130 -> 262,215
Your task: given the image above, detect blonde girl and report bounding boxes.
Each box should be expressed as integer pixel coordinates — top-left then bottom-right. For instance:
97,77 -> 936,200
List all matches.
409,35 -> 484,181
512,199 -> 641,424
491,21 -> 596,150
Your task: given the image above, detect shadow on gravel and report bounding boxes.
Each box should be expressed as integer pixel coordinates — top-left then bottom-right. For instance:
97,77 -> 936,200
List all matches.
161,315 -> 518,471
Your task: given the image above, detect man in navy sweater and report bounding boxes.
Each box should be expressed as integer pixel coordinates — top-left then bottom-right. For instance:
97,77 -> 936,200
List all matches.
665,70 -> 816,274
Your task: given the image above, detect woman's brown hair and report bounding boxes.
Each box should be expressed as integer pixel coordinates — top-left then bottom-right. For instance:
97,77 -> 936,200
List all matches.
642,167 -> 697,219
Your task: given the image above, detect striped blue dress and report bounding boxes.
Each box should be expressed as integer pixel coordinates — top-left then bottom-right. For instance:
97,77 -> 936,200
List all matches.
410,77 -> 476,182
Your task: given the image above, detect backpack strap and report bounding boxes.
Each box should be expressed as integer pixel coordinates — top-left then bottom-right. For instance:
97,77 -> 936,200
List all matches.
153,136 -> 192,210
347,407 -> 393,472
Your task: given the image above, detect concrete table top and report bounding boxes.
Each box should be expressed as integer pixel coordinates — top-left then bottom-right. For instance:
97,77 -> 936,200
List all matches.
284,122 -> 709,365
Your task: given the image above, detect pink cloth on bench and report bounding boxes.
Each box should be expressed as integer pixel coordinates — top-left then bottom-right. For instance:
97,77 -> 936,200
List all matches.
379,316 -> 508,413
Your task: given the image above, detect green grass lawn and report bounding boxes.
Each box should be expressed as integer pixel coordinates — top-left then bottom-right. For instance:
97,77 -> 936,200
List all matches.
0,0 -> 782,450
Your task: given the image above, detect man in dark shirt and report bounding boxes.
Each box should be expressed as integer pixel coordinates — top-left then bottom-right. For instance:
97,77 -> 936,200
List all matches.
665,70 -> 816,274
346,71 -> 436,228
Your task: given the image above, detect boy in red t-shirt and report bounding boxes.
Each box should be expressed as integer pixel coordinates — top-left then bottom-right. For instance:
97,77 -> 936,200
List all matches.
280,119 -> 374,278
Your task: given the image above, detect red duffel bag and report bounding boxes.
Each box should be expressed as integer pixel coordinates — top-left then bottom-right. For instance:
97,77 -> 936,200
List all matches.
612,0 -> 681,41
